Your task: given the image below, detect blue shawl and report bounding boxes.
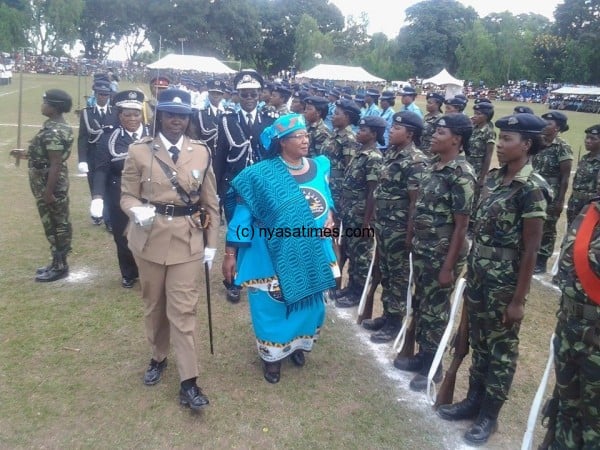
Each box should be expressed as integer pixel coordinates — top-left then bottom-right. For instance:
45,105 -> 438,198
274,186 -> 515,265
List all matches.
230,157 -> 335,313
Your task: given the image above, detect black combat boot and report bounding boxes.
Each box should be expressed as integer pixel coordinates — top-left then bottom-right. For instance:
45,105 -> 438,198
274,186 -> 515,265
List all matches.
534,255 -> 548,274
35,251 -> 69,282
335,286 -> 361,308
409,352 -> 443,392
437,380 -> 485,421
393,350 -> 424,372
463,398 -> 503,445
362,312 -> 388,331
370,313 -> 402,343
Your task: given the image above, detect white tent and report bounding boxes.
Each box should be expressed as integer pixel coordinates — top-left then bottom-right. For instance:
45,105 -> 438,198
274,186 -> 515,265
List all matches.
422,68 -> 463,87
295,64 -> 385,83
147,54 -> 236,74
551,85 -> 600,96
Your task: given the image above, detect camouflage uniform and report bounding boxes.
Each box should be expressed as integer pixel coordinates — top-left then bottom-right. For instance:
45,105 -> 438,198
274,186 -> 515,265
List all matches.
467,163 -> 548,406
412,154 -> 475,353
323,125 -> 359,213
532,136 -> 573,259
551,201 -> 600,449
340,142 -> 382,290
28,118 -> 74,256
373,143 -> 427,317
566,152 -> 600,225
307,118 -> 332,158
420,112 -> 442,158
466,122 -> 496,177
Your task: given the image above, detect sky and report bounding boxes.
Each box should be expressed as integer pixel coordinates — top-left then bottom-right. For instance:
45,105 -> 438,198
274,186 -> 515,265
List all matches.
329,0 -> 563,39
105,0 -> 563,60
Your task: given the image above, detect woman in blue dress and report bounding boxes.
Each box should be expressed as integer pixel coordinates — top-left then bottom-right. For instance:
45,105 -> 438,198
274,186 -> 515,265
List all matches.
222,114 -> 338,383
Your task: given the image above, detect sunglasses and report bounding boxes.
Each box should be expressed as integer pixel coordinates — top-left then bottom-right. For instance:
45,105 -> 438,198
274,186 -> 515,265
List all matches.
239,91 -> 259,99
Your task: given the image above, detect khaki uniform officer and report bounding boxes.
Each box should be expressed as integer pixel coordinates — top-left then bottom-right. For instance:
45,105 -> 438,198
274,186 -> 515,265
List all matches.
121,88 -> 220,411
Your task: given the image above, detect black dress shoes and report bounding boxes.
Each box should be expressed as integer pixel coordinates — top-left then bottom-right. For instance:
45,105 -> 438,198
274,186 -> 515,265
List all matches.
290,350 -> 305,367
179,385 -> 209,411
143,358 -> 167,386
263,361 -> 281,384
121,277 -> 136,288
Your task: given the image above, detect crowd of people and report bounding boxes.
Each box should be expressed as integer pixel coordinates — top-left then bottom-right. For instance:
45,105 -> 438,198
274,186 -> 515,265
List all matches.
13,67 -> 600,448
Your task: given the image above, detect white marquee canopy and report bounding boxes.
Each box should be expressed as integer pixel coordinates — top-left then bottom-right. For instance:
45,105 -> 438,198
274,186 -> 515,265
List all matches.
147,54 -> 236,74
422,69 -> 464,87
295,64 -> 385,83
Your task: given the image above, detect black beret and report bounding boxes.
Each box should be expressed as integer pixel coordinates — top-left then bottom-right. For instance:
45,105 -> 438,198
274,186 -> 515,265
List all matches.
335,99 -> 361,125
272,84 -> 292,96
494,113 -> 547,134
542,110 -> 569,132
380,90 -> 396,101
341,93 -> 353,100
365,88 -> 380,98
328,89 -> 341,99
93,73 -> 110,83
436,113 -> 473,131
400,86 -> 417,96
514,105 -> 534,114
44,89 -> 72,113
473,102 -> 494,112
445,96 -> 468,107
359,116 -> 387,129
305,96 -> 329,108
342,86 -> 353,95
392,111 -> 424,132
426,92 -> 445,104
316,86 -> 327,94
584,124 -> 600,135
293,90 -> 309,101
474,98 -> 492,104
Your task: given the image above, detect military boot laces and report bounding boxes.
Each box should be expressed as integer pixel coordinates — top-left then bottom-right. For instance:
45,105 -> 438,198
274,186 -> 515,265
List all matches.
437,388 -> 484,421
463,400 -> 502,445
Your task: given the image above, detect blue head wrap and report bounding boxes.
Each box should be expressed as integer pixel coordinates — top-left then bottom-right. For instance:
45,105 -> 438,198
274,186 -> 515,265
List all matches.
260,114 -> 307,151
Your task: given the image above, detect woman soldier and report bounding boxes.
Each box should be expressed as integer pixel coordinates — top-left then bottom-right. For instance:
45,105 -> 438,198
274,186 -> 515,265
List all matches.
437,113 -> 550,446
420,92 -> 444,157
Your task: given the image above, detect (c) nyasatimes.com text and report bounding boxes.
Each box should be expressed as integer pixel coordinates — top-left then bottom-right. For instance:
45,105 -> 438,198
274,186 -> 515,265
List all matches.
234,225 -> 375,240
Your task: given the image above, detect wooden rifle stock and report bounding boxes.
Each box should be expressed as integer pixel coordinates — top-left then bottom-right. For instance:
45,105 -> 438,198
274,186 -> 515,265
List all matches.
398,317 -> 416,357
537,386 -> 559,450
435,303 -> 469,408
356,250 -> 380,324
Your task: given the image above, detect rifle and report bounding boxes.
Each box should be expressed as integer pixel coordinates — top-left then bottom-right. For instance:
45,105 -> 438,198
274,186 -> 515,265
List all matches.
434,280 -> 469,408
393,252 -> 415,357
356,246 -> 380,324
537,387 -> 559,450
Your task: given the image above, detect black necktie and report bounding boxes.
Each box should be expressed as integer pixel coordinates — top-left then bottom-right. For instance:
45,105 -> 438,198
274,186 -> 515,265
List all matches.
99,108 -> 105,119
246,113 -> 253,128
131,133 -> 137,141
169,146 -> 180,164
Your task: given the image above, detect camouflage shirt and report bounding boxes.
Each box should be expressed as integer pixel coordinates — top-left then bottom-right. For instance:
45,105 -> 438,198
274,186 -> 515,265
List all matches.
308,119 -> 332,158
532,136 -> 573,191
323,126 -> 360,212
340,142 -> 383,221
412,154 -> 476,254
420,112 -> 442,158
567,152 -> 600,223
467,122 -> 496,177
373,143 -> 428,225
28,118 -> 74,163
473,163 -> 548,251
557,201 -> 600,305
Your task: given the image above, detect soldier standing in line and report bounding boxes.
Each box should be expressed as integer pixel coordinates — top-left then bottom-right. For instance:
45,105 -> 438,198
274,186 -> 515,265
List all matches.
532,111 -> 573,273
335,117 -> 384,308
379,91 -> 396,151
77,79 -> 118,230
214,69 -> 278,303
12,90 -> 75,282
364,111 -> 427,343
303,96 -> 331,158
324,88 -> 340,131
420,92 -> 444,158
436,113 -> 550,446
270,84 -> 291,116
398,86 -> 423,118
444,96 -> 468,115
566,125 -> 600,225
290,89 -> 308,114
546,198 -> 600,449
189,78 -> 224,159
362,89 -> 381,118
394,114 -> 475,391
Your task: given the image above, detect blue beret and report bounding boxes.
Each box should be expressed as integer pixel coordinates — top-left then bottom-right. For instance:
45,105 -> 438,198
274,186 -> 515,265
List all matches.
494,113 -> 547,134
359,116 -> 387,129
436,113 -> 473,131
156,88 -> 192,114
365,89 -> 380,98
426,92 -> 445,103
541,110 -> 569,132
305,96 -> 329,107
392,111 -> 423,132
514,105 -> 534,114
400,86 -> 417,96
380,90 -> 396,101
585,124 -> 600,135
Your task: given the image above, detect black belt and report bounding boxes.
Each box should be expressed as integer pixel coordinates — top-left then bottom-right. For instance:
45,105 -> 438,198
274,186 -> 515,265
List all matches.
150,202 -> 199,217
29,161 -> 49,169
472,243 -> 518,261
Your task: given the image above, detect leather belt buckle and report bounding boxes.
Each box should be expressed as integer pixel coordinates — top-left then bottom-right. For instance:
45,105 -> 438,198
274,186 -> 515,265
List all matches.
165,204 -> 175,220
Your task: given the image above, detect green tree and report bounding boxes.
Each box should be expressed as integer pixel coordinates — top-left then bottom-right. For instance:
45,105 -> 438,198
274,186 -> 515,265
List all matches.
293,14 -> 333,71
455,20 -> 498,85
0,1 -> 29,51
29,0 -> 83,55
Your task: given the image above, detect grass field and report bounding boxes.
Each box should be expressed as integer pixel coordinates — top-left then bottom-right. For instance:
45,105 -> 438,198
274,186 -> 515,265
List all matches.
1,74 -> 599,449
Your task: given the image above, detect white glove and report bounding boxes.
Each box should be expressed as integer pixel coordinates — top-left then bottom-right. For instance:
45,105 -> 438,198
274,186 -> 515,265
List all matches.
130,206 -> 156,228
78,162 -> 89,174
204,247 -> 217,270
90,198 -> 104,218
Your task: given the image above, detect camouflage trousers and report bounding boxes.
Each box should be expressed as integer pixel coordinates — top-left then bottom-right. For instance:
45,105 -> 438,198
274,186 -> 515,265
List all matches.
342,218 -> 375,290
413,248 -> 465,353
29,166 -> 72,254
374,221 -> 409,316
540,206 -> 561,258
466,257 -> 521,402
550,307 -> 600,449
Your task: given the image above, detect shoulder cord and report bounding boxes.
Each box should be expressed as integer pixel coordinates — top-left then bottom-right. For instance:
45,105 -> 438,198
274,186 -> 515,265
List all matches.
82,109 -> 104,143
108,128 -> 126,161
197,110 -> 218,143
222,114 -> 253,164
